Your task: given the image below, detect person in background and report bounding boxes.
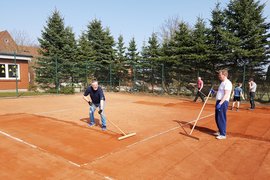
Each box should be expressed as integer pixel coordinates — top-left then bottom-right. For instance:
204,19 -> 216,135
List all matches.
231,82 -> 245,111
248,78 -> 257,110
193,77 -> 205,103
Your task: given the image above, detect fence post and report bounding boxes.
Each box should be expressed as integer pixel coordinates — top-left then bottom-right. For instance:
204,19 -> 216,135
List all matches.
55,57 -> 59,94
133,64 -> 136,91
85,61 -> 89,88
242,63 -> 246,98
110,63 -> 112,91
14,51 -> 18,97
161,63 -> 164,94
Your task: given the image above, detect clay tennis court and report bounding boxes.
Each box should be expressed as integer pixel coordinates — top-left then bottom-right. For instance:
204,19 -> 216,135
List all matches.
0,93 -> 269,179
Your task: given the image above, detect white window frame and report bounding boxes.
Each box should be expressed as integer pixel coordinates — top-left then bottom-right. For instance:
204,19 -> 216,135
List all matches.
0,63 -> 21,80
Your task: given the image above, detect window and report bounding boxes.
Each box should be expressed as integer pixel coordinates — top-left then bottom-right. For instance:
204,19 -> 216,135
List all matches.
0,64 -> 5,78
8,64 -> 18,78
0,63 -> 20,80
4,39 -> 9,43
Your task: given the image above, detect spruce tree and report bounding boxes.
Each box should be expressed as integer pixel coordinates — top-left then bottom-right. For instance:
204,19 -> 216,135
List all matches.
143,33 -> 161,93
140,41 -> 150,92
126,37 -> 140,90
171,22 -> 194,93
61,26 -> 77,85
266,65 -> 270,82
77,32 -> 95,86
208,2 -> 228,84
190,17 -> 209,78
36,10 -> 70,91
86,19 -> 115,82
160,41 -> 175,93
115,35 -> 127,88
224,0 -> 270,80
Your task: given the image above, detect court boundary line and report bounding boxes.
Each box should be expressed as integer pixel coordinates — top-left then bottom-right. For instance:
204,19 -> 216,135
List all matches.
0,129 -> 81,167
0,113 -> 214,179
81,113 -> 215,167
0,127 -> 115,179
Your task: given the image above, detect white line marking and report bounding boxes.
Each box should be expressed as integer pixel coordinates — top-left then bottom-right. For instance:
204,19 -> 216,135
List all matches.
68,161 -> 81,167
82,113 -> 215,166
0,129 -> 80,167
104,176 -> 114,180
182,113 -> 215,126
127,113 -> 215,148
0,130 -> 38,148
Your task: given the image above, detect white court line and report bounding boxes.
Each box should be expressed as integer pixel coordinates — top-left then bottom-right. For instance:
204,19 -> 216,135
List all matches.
0,129 -> 81,167
34,108 -> 72,115
126,113 -> 215,148
0,130 -> 38,149
182,113 -> 215,126
82,113 -> 215,166
68,161 -> 81,167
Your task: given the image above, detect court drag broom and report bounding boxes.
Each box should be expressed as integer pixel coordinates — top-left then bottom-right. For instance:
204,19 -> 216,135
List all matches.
107,118 -> 136,140
189,87 -> 215,135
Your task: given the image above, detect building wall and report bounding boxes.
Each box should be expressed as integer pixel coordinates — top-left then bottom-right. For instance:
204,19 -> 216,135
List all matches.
0,59 -> 29,90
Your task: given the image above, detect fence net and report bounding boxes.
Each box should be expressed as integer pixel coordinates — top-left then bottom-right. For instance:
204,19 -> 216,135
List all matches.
79,61 -> 270,102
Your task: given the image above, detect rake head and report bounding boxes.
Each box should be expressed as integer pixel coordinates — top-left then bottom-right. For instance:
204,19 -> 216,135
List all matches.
118,132 -> 136,140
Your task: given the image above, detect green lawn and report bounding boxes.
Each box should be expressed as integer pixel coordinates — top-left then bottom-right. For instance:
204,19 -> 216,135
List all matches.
0,91 -> 48,97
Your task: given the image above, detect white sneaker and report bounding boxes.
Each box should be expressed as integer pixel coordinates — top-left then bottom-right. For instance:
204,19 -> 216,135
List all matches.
213,132 -> 220,136
216,135 -> 226,140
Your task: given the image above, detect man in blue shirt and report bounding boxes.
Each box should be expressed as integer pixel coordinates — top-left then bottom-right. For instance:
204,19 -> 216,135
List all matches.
83,80 -> 107,130
230,83 -> 245,111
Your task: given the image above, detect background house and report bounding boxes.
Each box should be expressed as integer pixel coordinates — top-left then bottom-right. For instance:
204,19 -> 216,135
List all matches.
0,30 -> 38,91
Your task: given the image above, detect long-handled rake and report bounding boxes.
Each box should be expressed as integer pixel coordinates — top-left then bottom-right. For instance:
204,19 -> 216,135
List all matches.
189,87 -> 214,135
107,119 -> 136,140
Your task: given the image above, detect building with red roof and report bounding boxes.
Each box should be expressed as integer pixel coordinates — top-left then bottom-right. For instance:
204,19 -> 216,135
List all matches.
0,30 -> 39,91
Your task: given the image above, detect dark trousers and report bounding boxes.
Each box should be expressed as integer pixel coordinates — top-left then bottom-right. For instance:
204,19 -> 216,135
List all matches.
215,100 -> 229,136
250,92 -> 255,109
194,90 -> 205,102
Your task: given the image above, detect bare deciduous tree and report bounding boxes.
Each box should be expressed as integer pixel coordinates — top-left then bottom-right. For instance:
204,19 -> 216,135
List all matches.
10,29 -> 38,46
158,15 -> 181,44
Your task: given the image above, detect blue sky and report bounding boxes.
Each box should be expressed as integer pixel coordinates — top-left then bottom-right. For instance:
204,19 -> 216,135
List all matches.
0,0 -> 269,50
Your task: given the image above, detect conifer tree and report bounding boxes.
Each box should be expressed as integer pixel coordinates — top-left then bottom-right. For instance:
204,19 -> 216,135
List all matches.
190,17 -> 209,77
224,0 -> 270,80
36,10 -> 74,91
143,33 -> 161,92
61,26 -> 77,85
171,22 -> 194,92
86,19 -> 115,81
77,32 -> 94,85
266,65 -> 270,82
208,2 -> 228,83
115,35 -> 128,88
159,41 -> 175,93
126,37 -> 139,90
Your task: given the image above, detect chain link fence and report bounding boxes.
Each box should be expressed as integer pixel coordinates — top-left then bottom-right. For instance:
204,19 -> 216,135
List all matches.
30,56 -> 270,102
83,62 -> 269,102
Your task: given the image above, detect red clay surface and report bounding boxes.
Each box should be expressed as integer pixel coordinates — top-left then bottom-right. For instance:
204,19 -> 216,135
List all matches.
0,93 -> 269,179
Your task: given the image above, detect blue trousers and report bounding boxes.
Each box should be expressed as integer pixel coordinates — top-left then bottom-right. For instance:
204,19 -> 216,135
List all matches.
89,103 -> 106,127
215,100 -> 229,136
249,92 -> 255,109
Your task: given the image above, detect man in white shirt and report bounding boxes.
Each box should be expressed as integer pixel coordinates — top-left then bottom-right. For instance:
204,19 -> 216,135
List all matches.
248,78 -> 257,110
214,69 -> 232,140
